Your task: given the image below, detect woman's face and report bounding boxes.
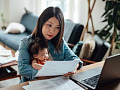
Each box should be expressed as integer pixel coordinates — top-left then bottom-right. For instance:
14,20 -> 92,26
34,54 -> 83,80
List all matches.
42,17 -> 60,40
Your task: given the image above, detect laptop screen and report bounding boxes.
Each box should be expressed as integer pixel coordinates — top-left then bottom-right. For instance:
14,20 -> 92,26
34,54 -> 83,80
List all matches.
96,54 -> 120,89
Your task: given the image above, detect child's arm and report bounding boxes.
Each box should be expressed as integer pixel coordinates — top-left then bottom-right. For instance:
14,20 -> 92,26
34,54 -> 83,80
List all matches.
32,60 -> 43,70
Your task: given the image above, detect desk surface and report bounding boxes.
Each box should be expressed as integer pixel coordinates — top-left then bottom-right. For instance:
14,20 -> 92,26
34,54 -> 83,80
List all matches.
1,61 -> 120,90
0,61 -> 17,68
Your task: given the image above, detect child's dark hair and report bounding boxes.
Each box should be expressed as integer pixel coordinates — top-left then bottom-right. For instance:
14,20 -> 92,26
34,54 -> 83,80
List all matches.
28,37 -> 48,57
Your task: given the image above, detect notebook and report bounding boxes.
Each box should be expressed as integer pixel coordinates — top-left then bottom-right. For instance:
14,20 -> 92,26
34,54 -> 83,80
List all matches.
71,54 -> 120,90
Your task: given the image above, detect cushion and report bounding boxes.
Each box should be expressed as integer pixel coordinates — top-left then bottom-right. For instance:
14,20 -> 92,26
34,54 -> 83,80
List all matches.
20,13 -> 38,33
4,22 -> 25,34
79,33 -> 95,60
72,41 -> 83,56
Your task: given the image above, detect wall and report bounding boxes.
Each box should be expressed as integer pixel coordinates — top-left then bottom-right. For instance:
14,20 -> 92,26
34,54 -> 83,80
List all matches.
73,0 -> 106,31
0,0 -> 106,32
0,0 -> 36,27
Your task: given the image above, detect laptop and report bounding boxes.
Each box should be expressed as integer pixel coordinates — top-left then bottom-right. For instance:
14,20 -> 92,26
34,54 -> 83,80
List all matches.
71,54 -> 120,90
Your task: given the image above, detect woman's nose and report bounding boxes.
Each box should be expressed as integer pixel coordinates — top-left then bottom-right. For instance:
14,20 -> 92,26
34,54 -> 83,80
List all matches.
50,28 -> 55,33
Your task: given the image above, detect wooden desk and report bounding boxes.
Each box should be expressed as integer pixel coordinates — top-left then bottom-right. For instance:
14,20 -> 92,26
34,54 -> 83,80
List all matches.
1,61 -> 120,90
0,61 -> 17,68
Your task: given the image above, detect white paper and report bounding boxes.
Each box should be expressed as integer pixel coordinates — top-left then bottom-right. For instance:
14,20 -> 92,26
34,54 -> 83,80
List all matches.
23,76 -> 85,90
35,60 -> 79,77
0,56 -> 16,64
0,50 -> 12,57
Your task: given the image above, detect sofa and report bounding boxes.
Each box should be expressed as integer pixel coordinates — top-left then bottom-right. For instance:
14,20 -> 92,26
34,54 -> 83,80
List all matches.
0,12 -> 84,51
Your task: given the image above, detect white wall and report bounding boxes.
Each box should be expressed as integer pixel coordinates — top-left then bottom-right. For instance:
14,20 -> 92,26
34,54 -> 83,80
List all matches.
74,0 -> 106,31
0,0 -> 36,27
0,0 -> 106,32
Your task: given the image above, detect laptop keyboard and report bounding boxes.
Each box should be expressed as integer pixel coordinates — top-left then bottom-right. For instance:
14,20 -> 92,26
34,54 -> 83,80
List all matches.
81,74 -> 100,88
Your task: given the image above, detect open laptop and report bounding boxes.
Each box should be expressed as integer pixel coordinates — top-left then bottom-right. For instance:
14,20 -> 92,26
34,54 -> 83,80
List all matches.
71,54 -> 120,90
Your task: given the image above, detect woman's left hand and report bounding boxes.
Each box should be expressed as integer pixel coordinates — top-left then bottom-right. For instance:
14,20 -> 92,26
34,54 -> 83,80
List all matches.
63,64 -> 78,77
63,72 -> 74,77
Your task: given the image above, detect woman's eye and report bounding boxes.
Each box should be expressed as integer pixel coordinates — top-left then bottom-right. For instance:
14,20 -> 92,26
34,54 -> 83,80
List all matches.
47,24 -> 52,27
56,27 -> 60,29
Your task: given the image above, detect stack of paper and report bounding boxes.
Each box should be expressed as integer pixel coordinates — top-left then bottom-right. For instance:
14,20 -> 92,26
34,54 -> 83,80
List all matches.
0,50 -> 12,57
0,56 -> 16,65
0,50 -> 16,65
23,76 -> 85,90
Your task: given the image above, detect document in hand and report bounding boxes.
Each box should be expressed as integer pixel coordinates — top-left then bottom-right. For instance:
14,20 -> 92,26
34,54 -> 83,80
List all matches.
35,60 -> 80,77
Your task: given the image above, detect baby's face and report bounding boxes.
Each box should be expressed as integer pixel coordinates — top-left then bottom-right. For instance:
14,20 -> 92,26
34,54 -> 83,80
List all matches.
35,48 -> 49,61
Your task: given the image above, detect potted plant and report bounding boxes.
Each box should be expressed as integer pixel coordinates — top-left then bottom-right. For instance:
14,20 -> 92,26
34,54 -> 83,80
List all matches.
1,12 -> 6,30
95,0 -> 120,55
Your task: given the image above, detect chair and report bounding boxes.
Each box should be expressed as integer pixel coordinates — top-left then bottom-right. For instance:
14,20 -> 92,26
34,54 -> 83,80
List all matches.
80,35 -> 110,65
64,19 -> 84,48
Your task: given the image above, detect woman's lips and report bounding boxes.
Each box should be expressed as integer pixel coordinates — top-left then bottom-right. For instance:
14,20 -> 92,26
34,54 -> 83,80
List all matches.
47,34 -> 53,38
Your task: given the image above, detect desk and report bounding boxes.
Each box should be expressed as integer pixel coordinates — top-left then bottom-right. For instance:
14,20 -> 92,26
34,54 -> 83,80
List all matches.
0,44 -> 20,81
0,61 -> 17,68
1,61 -> 120,90
0,61 -> 20,81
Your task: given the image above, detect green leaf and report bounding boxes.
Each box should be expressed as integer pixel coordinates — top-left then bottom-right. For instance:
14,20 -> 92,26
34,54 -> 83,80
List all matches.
99,30 -> 108,36
104,33 -> 111,40
106,25 -> 113,31
116,43 -> 120,49
116,17 -> 120,30
108,15 -> 114,25
113,4 -> 119,18
105,11 -> 112,18
95,30 -> 100,34
105,1 -> 115,11
101,25 -> 108,31
109,35 -> 113,43
117,11 -> 120,16
102,19 -> 108,22
102,10 -> 109,17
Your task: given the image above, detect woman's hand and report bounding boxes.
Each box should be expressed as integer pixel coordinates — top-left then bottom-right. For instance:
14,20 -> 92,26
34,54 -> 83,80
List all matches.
63,64 -> 78,77
63,72 -> 75,77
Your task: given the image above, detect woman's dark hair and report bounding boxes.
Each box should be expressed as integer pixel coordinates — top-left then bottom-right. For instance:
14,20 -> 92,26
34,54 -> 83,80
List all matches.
32,6 -> 64,52
28,37 -> 48,57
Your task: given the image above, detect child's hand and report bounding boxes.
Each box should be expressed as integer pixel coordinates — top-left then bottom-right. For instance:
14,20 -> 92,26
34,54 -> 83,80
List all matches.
32,63 -> 43,70
46,59 -> 51,61
37,64 -> 44,70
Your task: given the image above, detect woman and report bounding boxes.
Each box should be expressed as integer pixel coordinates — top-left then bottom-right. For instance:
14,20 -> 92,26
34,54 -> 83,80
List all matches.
18,6 -> 83,83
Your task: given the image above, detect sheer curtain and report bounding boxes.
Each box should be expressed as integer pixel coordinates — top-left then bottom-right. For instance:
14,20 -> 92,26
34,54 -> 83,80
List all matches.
36,0 -> 105,31
36,0 -> 83,23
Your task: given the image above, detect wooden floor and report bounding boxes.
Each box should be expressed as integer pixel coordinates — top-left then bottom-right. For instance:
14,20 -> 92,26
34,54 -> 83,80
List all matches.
0,43 -> 20,89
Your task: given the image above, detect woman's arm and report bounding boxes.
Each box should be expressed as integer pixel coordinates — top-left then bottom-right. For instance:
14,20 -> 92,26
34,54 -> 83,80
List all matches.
32,60 -> 43,70
63,39 -> 83,69
18,37 -> 38,78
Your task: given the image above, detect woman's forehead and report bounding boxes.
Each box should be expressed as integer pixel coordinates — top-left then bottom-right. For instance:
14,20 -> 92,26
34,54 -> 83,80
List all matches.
46,17 -> 60,26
